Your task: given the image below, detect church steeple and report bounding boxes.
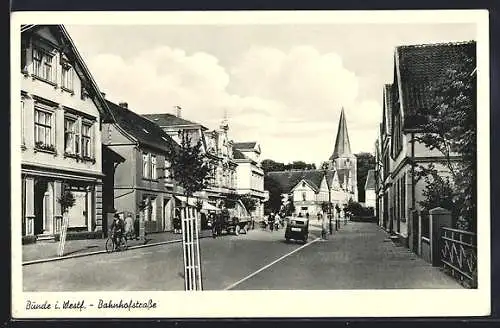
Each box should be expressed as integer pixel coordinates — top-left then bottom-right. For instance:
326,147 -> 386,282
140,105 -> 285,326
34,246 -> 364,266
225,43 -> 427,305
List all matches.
330,107 -> 352,160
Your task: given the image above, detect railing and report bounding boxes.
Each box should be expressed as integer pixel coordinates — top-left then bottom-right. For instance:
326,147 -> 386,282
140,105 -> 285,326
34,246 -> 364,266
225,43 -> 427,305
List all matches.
441,227 -> 477,288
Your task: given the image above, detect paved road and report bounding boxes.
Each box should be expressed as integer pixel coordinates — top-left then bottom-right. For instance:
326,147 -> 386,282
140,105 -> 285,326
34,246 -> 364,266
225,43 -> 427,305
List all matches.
23,222 -> 460,291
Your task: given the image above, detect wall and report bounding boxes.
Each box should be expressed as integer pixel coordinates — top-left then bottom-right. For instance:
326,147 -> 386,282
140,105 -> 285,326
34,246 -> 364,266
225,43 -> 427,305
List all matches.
21,27 -> 103,175
365,189 -> 376,208
293,183 -> 316,202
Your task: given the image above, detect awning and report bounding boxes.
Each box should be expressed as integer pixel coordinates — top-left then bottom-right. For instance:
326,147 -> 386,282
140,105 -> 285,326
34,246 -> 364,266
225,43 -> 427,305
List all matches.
202,202 -> 221,212
174,196 -> 220,212
174,195 -> 199,207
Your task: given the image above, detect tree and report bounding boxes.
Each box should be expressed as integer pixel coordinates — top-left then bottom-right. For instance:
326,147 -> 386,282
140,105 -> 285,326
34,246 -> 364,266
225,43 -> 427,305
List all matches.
58,188 -> 75,215
240,195 -> 257,213
261,159 -> 285,173
418,166 -> 456,214
170,130 -> 212,198
264,175 -> 283,214
414,45 -> 476,231
355,152 -> 376,203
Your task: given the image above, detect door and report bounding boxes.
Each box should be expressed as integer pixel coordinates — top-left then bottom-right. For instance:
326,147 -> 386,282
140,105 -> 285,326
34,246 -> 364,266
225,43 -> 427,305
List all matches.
67,191 -> 87,229
412,211 -> 419,254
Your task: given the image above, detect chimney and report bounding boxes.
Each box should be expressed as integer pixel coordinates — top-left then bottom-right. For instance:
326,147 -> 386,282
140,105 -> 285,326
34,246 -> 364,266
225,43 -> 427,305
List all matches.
101,92 -> 106,99
119,102 -> 128,109
174,105 -> 182,118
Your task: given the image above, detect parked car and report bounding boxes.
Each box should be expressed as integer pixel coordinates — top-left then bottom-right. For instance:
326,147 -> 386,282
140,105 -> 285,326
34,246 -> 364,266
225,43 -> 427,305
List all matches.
285,216 -> 309,243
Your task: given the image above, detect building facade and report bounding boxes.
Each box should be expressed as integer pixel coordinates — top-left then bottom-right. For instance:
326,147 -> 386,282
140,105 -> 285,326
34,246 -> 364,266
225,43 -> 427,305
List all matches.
102,101 -> 178,233
20,25 -> 112,239
233,142 -> 265,219
364,169 -> 376,208
375,41 -> 476,246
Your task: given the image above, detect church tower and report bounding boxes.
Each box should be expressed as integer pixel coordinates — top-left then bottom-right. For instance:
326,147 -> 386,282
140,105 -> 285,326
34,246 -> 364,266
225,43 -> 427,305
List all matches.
329,107 -> 358,202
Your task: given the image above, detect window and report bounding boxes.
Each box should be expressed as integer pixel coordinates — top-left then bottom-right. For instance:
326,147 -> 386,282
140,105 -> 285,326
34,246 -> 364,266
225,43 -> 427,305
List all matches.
82,123 -> 92,157
64,118 -> 76,153
302,192 -> 306,201
33,48 -> 54,82
401,175 -> 406,219
302,182 -> 306,187
301,206 -> 308,211
151,155 -> 157,179
164,160 -> 171,180
61,62 -> 74,91
34,109 -> 53,147
142,153 -> 149,178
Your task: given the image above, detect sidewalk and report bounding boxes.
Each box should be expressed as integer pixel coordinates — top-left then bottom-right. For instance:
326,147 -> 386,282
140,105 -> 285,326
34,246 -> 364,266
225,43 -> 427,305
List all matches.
22,229 -> 213,264
314,221 -> 462,289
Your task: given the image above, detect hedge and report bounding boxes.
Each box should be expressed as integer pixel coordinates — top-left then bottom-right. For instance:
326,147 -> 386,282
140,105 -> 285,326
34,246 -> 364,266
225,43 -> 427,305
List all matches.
22,235 -> 37,245
54,231 -> 104,241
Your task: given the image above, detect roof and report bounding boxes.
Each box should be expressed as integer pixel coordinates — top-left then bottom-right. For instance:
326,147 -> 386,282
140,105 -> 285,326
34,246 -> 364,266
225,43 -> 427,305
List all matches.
102,145 -> 126,163
106,100 -> 178,154
330,108 -> 352,160
365,169 -> 376,190
267,170 -> 325,193
382,84 -> 394,135
394,40 -> 476,130
22,25 -> 112,122
233,142 -> 257,150
232,148 -> 248,160
142,113 -> 208,130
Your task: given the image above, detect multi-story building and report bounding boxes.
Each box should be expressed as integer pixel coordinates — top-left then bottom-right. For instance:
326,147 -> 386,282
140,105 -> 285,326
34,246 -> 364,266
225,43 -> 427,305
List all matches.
376,40 -> 476,246
102,101 -> 178,233
142,111 -> 238,209
233,142 -> 265,219
20,25 -> 112,239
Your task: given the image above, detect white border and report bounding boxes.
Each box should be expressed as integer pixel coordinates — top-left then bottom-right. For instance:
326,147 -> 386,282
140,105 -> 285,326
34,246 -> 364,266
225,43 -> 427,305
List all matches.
11,10 -> 490,318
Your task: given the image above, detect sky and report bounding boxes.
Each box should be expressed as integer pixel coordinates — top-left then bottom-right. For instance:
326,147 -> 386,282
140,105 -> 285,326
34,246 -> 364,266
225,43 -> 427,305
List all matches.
65,23 -> 476,166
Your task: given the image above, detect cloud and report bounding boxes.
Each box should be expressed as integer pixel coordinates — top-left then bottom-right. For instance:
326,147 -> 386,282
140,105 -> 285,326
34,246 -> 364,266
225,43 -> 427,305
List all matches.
87,44 -> 381,165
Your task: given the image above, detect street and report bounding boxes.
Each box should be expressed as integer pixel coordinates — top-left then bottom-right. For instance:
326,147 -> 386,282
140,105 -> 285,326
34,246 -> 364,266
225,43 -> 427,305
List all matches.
23,222 -> 461,291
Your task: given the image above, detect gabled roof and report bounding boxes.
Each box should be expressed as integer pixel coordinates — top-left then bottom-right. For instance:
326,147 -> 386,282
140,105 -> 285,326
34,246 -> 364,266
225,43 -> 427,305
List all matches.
394,40 -> 476,130
365,169 -> 376,190
267,170 -> 325,193
325,170 -> 336,188
142,113 -> 208,131
106,100 -> 178,154
232,148 -> 247,160
382,84 -> 394,136
22,25 -> 113,122
330,108 -> 352,160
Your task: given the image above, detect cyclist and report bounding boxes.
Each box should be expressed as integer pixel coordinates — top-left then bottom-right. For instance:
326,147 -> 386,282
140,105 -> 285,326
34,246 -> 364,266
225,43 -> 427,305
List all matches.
110,213 -> 125,250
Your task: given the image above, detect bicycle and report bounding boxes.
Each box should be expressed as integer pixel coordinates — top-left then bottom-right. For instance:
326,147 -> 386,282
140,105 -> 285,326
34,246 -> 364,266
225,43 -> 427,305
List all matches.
105,231 -> 128,253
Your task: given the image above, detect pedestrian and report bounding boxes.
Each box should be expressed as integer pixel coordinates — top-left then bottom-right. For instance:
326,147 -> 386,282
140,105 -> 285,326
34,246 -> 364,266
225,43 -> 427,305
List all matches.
321,214 -> 328,240
134,214 -> 140,240
268,212 -> 275,231
317,212 -> 321,222
124,213 -> 134,239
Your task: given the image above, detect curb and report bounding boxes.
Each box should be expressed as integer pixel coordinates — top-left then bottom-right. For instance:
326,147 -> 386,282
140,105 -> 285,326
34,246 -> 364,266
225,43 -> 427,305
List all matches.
22,234 -> 212,266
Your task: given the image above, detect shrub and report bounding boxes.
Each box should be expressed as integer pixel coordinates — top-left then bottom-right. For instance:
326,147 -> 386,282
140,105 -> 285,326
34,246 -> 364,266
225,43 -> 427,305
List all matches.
22,235 -> 37,245
54,231 -> 103,241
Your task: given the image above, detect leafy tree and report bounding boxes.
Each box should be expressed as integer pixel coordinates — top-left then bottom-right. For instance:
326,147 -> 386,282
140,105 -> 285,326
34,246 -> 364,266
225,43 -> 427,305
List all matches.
414,45 -> 476,230
58,188 -> 75,215
418,166 -> 456,214
261,159 -> 285,173
170,130 -> 211,198
355,152 -> 376,203
264,175 -> 283,214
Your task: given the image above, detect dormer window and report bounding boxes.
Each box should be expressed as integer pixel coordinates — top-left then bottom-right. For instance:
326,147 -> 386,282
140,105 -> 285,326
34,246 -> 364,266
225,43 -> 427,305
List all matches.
302,182 -> 306,187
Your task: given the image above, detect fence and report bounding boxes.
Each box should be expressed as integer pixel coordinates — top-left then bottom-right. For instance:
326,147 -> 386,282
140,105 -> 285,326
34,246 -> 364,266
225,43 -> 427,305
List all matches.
441,227 -> 477,288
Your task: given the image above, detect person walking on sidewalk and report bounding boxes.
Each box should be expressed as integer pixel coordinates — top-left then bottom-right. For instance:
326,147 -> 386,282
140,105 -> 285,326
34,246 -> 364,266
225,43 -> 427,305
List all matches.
321,214 -> 328,240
